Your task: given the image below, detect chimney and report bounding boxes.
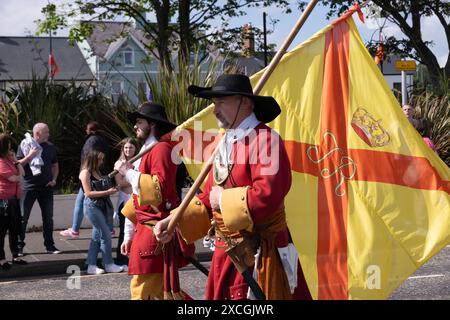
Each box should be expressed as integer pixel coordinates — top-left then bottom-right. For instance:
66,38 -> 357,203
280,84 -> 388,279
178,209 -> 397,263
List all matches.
242,23 -> 255,57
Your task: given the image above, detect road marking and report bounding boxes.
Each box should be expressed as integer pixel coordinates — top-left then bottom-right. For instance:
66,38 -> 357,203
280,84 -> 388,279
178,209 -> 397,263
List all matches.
59,238 -> 88,258
409,274 -> 444,279
0,280 -> 18,285
0,271 -> 129,285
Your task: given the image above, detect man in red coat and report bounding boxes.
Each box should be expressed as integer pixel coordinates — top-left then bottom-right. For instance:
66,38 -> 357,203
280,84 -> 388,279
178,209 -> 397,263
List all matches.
115,102 -> 192,300
155,74 -> 312,300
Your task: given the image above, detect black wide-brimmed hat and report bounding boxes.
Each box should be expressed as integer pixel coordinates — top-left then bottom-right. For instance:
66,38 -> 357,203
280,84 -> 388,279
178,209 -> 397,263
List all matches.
127,101 -> 176,131
188,74 -> 281,123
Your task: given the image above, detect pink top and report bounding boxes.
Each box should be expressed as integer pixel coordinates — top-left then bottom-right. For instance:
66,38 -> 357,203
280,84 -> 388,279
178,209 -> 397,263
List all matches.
0,158 -> 21,199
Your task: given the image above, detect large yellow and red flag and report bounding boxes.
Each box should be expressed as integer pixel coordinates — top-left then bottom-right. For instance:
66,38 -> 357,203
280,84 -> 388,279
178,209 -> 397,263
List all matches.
172,5 -> 450,299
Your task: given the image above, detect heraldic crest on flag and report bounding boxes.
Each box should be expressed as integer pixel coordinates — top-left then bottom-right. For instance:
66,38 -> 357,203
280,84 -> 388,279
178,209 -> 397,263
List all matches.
172,4 -> 450,300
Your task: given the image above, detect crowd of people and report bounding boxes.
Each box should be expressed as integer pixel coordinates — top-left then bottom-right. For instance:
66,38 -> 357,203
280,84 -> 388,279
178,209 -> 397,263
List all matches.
0,73 -> 438,299
0,121 -> 131,273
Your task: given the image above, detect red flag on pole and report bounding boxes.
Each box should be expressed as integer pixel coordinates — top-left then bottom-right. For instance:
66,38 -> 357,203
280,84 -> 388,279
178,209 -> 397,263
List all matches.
49,53 -> 60,78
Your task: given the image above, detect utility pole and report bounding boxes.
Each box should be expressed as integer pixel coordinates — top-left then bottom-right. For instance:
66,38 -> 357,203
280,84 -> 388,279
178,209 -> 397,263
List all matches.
263,12 -> 268,67
395,60 -> 415,105
401,70 -> 407,106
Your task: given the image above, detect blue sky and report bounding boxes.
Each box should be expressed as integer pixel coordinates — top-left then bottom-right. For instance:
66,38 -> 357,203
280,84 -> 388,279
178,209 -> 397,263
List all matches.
238,2 -> 448,66
0,0 -> 447,66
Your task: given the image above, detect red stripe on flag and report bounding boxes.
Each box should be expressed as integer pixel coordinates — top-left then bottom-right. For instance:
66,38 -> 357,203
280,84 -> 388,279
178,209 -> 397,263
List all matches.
284,141 -> 320,176
284,140 -> 450,194
317,20 -> 350,300
349,149 -> 450,194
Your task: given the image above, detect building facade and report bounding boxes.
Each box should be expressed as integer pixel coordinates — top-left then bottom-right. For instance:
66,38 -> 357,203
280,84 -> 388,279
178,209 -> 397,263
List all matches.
82,21 -> 160,105
0,36 -> 94,100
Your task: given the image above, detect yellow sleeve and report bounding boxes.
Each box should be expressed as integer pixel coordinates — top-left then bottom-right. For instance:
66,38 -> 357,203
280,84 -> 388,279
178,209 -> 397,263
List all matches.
136,174 -> 162,207
121,198 -> 137,225
176,196 -> 211,244
220,186 -> 253,233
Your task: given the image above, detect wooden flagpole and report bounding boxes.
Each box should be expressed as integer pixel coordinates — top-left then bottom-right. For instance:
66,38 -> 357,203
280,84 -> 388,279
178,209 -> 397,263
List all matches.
253,0 -> 319,94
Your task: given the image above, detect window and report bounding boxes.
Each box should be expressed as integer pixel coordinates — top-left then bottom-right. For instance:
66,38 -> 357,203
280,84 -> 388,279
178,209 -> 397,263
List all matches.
137,81 -> 148,100
111,81 -> 123,102
123,48 -> 134,67
111,81 -> 123,94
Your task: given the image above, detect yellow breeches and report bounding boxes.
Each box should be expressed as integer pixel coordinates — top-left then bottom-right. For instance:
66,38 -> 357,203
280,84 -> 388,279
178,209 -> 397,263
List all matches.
130,273 -> 164,300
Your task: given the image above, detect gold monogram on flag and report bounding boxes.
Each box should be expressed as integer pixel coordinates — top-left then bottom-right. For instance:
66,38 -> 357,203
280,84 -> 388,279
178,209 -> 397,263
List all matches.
306,132 -> 357,197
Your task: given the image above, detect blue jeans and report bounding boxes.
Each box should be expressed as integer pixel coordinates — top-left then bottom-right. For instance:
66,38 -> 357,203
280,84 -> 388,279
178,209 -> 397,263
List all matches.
20,187 -> 54,250
84,197 -> 113,266
71,188 -> 85,232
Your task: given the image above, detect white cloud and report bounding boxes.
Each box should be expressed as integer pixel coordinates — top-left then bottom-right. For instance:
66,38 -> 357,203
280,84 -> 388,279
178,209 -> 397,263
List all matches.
422,15 -> 448,67
0,0 -> 73,36
356,10 -> 448,67
0,0 -> 45,36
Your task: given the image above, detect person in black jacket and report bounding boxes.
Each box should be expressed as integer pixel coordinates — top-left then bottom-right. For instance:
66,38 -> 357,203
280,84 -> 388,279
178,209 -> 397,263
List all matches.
60,121 -> 111,238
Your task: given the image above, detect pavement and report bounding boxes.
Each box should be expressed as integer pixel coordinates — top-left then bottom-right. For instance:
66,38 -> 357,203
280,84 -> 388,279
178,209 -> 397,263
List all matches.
0,227 -> 212,281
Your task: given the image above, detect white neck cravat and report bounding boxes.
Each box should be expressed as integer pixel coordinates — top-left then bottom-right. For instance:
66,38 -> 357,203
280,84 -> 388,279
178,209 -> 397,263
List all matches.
214,113 -> 260,185
220,112 -> 260,164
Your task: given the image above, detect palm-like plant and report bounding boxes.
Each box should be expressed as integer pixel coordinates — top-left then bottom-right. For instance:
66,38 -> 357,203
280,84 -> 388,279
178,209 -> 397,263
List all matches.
0,99 -> 20,135
144,52 -> 219,125
411,92 -> 450,166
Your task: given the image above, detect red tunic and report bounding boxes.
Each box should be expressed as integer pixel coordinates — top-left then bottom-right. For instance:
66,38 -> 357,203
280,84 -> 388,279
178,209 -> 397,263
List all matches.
128,141 -> 179,275
198,123 -> 311,300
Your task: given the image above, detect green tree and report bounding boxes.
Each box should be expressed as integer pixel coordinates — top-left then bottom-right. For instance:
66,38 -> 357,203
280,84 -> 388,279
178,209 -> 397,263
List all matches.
37,0 -> 291,70
297,0 -> 449,89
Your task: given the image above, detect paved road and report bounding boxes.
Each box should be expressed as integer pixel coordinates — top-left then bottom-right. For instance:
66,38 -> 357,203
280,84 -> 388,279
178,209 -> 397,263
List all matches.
388,245 -> 450,300
0,263 -> 208,300
1,247 -> 449,300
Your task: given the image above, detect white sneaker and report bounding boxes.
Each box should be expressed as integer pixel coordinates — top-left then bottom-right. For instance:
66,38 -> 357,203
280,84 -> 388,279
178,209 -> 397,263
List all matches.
104,263 -> 124,273
87,265 -> 105,275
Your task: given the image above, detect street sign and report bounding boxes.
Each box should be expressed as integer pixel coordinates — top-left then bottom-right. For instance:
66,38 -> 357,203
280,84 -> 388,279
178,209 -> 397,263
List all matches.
395,60 -> 416,71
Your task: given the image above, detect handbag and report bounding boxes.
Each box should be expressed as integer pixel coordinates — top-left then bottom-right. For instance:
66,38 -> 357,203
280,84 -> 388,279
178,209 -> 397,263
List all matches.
89,176 -> 115,226
89,176 -> 112,210
90,176 -> 114,192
